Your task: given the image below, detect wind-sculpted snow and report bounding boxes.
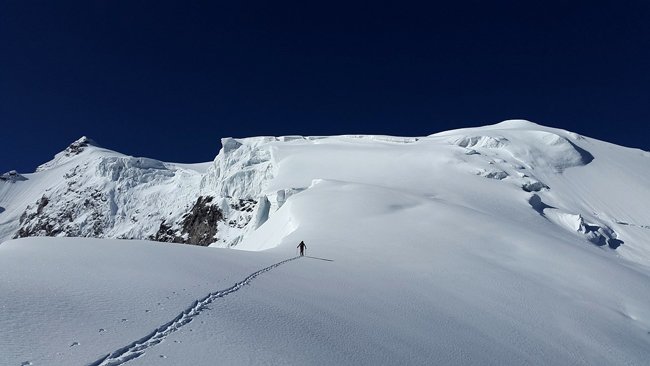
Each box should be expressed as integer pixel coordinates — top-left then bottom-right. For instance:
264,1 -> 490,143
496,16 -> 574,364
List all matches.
342,134 -> 419,143
96,156 -> 173,183
453,135 -> 510,149
200,137 -> 276,199
447,130 -> 593,173
510,130 -> 594,171
528,194 -> 624,249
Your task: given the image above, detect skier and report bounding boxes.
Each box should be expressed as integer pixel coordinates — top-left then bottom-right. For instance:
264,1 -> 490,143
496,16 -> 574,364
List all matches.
297,241 -> 307,256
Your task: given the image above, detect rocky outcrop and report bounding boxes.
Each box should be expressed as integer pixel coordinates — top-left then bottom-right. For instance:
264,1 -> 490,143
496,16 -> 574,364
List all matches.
9,135 -> 282,247
65,136 -> 97,156
15,196 -> 60,237
180,196 -> 223,245
13,142 -> 203,242
15,188 -> 109,239
0,170 -> 27,183
36,136 -> 99,172
150,196 -> 263,246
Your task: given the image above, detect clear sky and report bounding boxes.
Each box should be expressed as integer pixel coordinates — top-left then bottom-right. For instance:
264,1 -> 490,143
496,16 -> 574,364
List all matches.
1,1 -> 649,173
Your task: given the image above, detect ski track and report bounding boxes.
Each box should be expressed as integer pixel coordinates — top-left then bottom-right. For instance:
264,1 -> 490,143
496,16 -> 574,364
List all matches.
87,256 -> 301,366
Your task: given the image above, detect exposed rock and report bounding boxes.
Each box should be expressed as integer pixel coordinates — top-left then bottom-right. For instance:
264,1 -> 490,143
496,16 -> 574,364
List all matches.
1,170 -> 27,183
36,196 -> 49,215
15,193 -> 108,239
150,222 -> 185,244
476,169 -> 508,180
65,136 -> 97,156
521,180 -> 549,192
16,196 -> 60,237
180,196 -> 224,245
152,196 -> 225,246
229,198 -> 257,213
36,136 -> 99,172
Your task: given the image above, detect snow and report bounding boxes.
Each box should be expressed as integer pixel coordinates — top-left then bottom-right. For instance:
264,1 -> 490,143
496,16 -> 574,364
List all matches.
0,140 -> 205,242
166,162 -> 213,174
2,120 -> 650,365
0,238 -> 290,366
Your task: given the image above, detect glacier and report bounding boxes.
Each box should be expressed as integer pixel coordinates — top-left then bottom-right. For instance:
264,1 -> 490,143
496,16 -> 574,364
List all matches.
1,120 -> 650,365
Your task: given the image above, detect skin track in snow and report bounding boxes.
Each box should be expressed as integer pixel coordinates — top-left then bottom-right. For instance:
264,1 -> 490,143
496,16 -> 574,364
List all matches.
88,256 -> 301,366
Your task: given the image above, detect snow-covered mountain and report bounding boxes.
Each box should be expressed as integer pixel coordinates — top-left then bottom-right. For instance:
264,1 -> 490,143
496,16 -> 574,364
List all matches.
2,120 -> 649,264
0,136 -> 249,246
2,120 -> 650,365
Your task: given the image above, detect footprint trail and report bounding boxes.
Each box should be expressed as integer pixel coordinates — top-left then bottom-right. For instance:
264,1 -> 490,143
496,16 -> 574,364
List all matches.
88,256 -> 300,366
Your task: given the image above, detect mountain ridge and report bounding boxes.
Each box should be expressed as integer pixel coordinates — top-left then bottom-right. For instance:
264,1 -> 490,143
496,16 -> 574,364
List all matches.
3,120 -> 650,365
2,120 -> 650,266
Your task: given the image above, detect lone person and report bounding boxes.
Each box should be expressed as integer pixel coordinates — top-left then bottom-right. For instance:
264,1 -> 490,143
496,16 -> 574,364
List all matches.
297,241 -> 307,256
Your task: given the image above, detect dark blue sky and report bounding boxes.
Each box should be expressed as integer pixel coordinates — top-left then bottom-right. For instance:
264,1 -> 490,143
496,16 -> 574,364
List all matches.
2,1 -> 649,173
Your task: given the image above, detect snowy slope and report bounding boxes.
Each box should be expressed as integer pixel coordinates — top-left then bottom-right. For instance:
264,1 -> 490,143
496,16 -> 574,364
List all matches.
0,137 -> 278,247
234,120 -> 650,266
0,238 -> 289,366
2,120 -> 650,365
0,137 -> 205,242
3,120 -> 649,263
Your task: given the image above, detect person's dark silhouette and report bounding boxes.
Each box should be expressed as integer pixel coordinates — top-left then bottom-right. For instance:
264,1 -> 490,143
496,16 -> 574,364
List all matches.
297,241 -> 307,256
